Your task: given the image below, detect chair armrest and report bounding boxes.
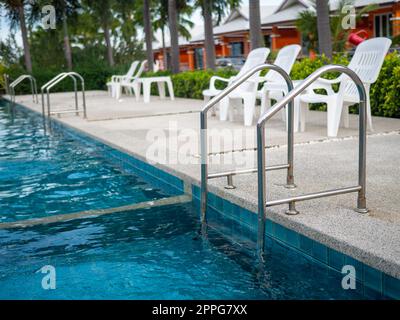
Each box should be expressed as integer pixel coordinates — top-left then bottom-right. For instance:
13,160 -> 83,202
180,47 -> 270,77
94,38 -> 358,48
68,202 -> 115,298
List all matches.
210,76 -> 231,91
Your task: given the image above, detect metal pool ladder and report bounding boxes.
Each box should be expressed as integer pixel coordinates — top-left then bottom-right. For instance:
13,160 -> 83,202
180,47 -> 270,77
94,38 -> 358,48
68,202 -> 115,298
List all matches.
42,72 -> 87,118
200,64 -> 368,258
9,75 -> 38,104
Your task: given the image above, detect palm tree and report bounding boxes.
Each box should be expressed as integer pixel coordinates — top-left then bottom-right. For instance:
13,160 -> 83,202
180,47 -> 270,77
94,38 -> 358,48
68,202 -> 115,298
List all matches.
143,0 -> 154,71
249,0 -> 263,50
0,0 -> 32,72
315,0 -> 332,58
196,0 -> 241,70
202,0 -> 215,70
153,0 -> 193,70
46,0 -> 79,70
84,0 -> 115,66
168,0 -> 180,73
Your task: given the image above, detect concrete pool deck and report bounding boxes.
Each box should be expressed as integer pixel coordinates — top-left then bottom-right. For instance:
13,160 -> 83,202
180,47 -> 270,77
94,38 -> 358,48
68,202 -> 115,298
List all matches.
6,91 -> 400,280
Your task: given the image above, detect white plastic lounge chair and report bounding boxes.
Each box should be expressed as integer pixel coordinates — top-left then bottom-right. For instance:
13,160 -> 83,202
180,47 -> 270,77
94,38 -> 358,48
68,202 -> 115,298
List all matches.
107,61 -> 139,97
257,44 -> 301,129
116,60 -> 148,100
202,48 -> 270,119
203,48 -> 270,126
298,37 -> 391,137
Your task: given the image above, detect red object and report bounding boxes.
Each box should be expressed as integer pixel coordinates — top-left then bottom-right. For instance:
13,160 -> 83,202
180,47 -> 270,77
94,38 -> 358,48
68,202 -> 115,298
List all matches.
348,30 -> 369,46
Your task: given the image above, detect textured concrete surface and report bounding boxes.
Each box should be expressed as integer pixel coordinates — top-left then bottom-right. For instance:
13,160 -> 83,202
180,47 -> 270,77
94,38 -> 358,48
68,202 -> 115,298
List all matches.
7,91 -> 400,278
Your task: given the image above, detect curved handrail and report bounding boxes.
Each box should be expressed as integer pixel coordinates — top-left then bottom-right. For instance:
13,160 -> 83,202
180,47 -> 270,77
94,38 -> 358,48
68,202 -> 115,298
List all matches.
10,75 -> 38,104
200,63 -> 295,224
256,64 -> 368,257
45,72 -> 87,118
41,73 -> 78,115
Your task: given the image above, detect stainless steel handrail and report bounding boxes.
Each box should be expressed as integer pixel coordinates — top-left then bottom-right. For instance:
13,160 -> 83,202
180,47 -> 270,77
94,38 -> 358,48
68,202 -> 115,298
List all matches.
200,63 -> 295,224
256,64 -> 368,257
3,74 -> 10,95
10,75 -> 38,104
46,72 -> 87,118
41,72 -> 78,116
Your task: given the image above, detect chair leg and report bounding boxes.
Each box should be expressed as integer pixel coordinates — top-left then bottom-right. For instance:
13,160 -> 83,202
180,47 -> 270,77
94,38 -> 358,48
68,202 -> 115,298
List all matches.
366,94 -> 373,131
133,82 -> 141,102
219,97 -> 230,121
167,79 -> 175,101
157,82 -> 166,99
299,99 -> 308,132
260,92 -> 270,116
341,104 -> 350,128
327,98 -> 342,137
116,84 -> 122,100
243,96 -> 256,126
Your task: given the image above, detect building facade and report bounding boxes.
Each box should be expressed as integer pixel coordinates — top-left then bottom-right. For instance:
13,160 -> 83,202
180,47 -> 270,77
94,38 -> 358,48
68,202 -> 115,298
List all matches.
154,0 -> 400,70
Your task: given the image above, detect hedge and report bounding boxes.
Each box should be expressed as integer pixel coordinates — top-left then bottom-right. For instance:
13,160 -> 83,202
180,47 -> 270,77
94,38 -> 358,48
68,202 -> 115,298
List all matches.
1,53 -> 399,118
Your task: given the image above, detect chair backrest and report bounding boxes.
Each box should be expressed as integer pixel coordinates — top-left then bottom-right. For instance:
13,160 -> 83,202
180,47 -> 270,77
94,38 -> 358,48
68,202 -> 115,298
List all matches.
234,47 -> 270,92
126,61 -> 139,79
265,44 -> 301,82
236,47 -> 270,79
340,37 -> 391,97
134,60 -> 147,79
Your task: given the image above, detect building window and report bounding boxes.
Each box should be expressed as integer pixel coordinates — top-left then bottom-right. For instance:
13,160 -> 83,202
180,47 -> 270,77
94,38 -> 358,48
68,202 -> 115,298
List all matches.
264,35 -> 271,49
230,42 -> 244,57
194,48 -> 204,69
374,13 -> 393,38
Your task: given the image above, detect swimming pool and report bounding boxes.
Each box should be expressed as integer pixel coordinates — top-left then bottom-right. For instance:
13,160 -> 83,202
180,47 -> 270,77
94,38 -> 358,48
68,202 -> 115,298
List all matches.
0,101 -> 173,223
0,100 -> 385,299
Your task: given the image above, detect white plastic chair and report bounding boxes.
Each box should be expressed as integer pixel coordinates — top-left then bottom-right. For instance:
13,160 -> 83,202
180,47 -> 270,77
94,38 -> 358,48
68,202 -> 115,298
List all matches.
298,37 -> 391,137
204,48 -> 270,126
117,60 -> 148,100
257,44 -> 301,130
107,61 -> 139,97
202,48 -> 270,120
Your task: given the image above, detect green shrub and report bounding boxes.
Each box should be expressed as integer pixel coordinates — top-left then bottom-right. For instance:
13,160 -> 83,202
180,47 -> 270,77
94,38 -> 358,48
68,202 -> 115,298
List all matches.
2,53 -> 399,119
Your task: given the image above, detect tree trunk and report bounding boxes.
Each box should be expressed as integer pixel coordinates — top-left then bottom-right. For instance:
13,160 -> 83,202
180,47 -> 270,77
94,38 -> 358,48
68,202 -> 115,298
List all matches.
168,0 -> 180,73
249,0 -> 263,50
62,9 -> 73,70
161,27 -> 168,70
202,0 -> 215,70
143,0 -> 154,71
103,23 -> 114,66
17,5 -> 32,73
316,0 -> 333,59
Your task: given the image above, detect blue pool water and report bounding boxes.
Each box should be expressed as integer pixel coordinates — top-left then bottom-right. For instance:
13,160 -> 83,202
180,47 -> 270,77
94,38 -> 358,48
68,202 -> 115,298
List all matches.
0,203 -> 371,299
0,100 -> 383,299
0,101 -> 171,222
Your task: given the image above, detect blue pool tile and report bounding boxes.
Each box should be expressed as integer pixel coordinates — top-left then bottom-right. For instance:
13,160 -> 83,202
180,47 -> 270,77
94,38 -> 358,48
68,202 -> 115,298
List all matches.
299,235 -> 313,255
215,196 -> 223,212
208,193 -> 217,208
286,229 -> 300,249
274,224 -> 287,242
383,274 -> 400,300
231,203 -> 241,221
363,265 -> 383,294
328,248 -> 345,271
312,241 -> 328,264
265,219 -> 275,236
222,200 -> 234,217
192,185 -> 200,200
